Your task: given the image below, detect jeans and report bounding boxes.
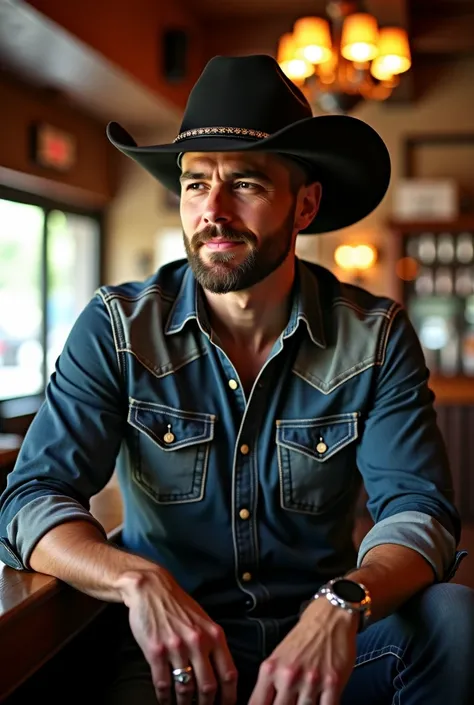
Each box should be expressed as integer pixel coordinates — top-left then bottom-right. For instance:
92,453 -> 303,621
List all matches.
102,583 -> 474,704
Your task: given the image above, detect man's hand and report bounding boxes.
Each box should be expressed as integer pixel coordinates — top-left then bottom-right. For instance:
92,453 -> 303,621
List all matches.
248,597 -> 358,705
117,568 -> 238,705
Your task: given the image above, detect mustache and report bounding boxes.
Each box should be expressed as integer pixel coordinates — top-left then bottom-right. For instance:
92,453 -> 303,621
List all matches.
191,225 -> 257,248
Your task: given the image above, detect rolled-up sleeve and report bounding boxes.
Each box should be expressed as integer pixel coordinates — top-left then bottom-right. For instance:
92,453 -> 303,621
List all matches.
356,307 -> 461,581
0,294 -> 126,570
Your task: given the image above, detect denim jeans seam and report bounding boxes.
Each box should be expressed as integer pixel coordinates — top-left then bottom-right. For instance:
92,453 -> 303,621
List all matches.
354,644 -> 407,705
393,645 -> 408,705
354,644 -> 405,667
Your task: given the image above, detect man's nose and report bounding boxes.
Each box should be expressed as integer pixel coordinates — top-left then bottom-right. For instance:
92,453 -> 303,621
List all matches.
202,184 -> 233,226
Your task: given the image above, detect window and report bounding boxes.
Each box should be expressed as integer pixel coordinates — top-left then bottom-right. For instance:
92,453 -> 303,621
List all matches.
0,192 -> 101,402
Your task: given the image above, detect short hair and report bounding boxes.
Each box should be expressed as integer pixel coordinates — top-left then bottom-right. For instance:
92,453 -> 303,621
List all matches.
279,154 -> 316,194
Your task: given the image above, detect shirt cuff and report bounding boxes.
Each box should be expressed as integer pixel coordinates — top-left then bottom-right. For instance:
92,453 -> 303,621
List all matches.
6,494 -> 108,569
357,510 -> 456,581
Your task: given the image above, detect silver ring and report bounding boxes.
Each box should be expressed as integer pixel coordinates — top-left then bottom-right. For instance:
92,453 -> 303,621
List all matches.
172,666 -> 193,685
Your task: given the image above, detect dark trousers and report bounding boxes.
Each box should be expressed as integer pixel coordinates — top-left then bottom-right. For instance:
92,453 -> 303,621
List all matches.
102,583 -> 474,705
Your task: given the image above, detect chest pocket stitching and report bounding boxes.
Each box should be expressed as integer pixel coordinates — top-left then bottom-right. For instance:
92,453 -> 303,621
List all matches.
276,413 -> 359,514
130,413 -> 213,450
277,422 -> 357,462
127,401 -> 215,504
276,413 -> 358,462
128,402 -> 215,450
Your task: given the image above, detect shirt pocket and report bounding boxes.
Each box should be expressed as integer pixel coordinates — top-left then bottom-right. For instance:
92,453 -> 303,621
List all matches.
276,412 -> 359,515
128,399 -> 216,504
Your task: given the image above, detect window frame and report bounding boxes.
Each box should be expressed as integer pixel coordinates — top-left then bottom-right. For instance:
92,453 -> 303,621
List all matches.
0,186 -> 104,430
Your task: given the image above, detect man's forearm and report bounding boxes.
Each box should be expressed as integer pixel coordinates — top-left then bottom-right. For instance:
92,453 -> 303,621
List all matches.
29,519 -> 169,603
347,543 -> 436,623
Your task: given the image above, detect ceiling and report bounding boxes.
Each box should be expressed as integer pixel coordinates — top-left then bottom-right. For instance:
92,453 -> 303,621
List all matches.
0,0 -> 473,133
185,0 -> 328,18
183,0 -> 474,56
0,0 -> 180,132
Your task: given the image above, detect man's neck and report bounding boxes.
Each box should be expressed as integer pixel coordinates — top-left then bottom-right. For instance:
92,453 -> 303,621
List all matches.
203,259 -> 296,354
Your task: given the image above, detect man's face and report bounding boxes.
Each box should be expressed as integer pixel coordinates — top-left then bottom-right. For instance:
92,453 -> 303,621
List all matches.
179,152 -> 315,294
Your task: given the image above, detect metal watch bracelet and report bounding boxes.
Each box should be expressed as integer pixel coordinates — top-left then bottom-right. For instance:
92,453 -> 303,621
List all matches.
312,578 -> 372,633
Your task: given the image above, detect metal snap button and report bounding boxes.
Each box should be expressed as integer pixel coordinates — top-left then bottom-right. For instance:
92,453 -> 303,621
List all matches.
163,424 -> 175,444
316,438 -> 328,454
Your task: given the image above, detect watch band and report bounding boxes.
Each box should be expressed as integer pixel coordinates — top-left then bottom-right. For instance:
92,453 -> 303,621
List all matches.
312,578 -> 372,632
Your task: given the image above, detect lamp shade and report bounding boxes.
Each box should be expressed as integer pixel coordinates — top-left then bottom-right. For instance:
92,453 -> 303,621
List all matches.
293,17 -> 332,65
277,32 -> 314,80
341,13 -> 379,62
370,57 -> 394,81
376,27 -> 411,74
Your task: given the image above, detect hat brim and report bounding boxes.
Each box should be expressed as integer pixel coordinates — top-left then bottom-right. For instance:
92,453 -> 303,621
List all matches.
107,115 -> 390,235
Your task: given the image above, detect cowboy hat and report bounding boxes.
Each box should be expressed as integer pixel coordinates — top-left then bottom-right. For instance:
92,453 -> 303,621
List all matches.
106,54 -> 390,235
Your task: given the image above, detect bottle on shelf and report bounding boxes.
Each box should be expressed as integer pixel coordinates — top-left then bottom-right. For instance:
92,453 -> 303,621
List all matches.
415,268 -> 434,295
434,267 -> 454,295
418,233 -> 437,264
456,232 -> 474,264
437,233 -> 455,264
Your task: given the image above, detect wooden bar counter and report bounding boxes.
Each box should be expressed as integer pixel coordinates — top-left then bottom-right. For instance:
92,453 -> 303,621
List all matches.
0,468 -> 123,702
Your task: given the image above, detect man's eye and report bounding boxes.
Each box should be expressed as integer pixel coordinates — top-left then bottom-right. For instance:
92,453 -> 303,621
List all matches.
186,183 -> 205,191
235,181 -> 257,190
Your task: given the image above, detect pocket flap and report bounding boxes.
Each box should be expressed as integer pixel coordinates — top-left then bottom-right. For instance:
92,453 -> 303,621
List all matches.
128,399 -> 215,450
276,412 -> 358,462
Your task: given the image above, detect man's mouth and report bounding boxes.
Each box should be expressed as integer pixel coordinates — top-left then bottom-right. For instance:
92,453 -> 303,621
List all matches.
203,240 -> 245,250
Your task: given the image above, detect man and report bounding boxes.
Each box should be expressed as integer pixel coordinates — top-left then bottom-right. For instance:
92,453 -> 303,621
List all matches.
0,54 -> 472,705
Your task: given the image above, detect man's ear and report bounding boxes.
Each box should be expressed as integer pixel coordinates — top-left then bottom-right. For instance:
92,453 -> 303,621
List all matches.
295,182 -> 322,232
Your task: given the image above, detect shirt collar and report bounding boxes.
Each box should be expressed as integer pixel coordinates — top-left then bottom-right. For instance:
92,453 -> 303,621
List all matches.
165,259 -> 326,349
282,259 -> 326,348
165,266 -> 210,336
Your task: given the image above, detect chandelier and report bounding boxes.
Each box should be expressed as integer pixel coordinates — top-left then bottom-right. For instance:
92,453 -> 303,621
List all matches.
277,1 -> 412,114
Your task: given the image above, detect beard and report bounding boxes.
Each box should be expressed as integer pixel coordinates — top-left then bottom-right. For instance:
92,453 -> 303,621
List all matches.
183,203 -> 297,294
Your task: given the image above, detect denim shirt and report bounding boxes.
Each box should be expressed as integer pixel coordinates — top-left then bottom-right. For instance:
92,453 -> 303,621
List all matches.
0,258 -> 463,621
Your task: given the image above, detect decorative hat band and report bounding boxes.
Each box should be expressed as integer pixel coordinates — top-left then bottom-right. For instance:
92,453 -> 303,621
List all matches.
173,126 -> 270,143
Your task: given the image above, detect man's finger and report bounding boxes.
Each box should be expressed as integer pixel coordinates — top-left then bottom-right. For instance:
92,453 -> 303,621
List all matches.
206,625 -> 238,705
296,668 -> 321,705
147,644 -> 174,705
184,632 -> 220,705
168,638 -> 196,705
318,675 -> 341,705
248,660 -> 277,705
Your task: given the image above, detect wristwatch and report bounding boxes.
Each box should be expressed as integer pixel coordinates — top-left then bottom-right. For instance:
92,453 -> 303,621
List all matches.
312,577 -> 372,632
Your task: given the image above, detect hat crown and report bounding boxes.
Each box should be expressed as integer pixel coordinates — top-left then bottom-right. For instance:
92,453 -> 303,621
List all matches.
179,55 -> 312,137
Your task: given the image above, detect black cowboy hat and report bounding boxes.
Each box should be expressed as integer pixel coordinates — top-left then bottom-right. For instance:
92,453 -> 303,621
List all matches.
106,54 -> 391,235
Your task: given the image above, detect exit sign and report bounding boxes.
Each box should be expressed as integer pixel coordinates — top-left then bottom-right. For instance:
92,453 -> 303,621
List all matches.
30,122 -> 77,172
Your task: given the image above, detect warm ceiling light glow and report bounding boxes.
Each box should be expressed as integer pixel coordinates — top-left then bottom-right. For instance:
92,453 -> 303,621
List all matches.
376,27 -> 411,75
334,245 -> 355,270
370,57 -> 394,81
293,17 -> 332,65
354,244 -> 377,269
341,13 -> 379,63
334,244 -> 378,271
277,32 -> 313,80
276,4 -> 412,113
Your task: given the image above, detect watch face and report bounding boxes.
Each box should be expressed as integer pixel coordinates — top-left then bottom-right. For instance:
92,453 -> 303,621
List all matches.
333,579 -> 366,603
